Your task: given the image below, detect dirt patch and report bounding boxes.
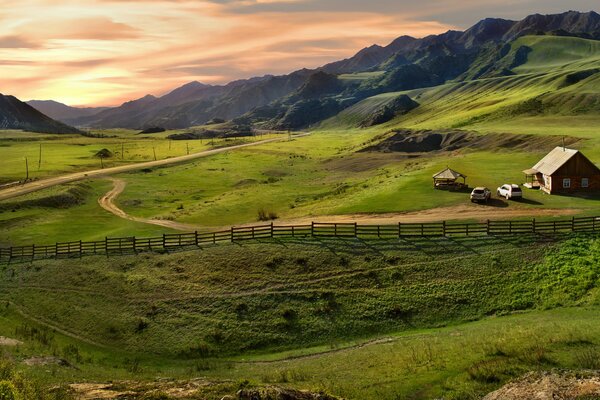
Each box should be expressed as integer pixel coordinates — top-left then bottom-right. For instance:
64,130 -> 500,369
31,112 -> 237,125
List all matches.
68,381 -> 341,400
362,129 -> 582,154
262,169 -> 289,177
279,204 -> 580,226
484,371 -> 600,400
235,178 -> 259,187
68,383 -> 135,399
23,356 -> 73,367
0,336 -> 23,346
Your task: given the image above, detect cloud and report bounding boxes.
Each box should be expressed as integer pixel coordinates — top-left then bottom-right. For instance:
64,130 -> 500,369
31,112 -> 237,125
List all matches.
0,35 -> 40,48
1,0 -> 597,106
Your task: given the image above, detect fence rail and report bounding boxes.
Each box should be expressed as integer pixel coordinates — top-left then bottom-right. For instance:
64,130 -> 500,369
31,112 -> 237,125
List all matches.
1,216 -> 599,264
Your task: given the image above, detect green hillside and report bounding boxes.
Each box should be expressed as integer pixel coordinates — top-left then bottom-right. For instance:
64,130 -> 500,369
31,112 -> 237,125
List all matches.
324,35 -> 600,137
1,234 -> 600,399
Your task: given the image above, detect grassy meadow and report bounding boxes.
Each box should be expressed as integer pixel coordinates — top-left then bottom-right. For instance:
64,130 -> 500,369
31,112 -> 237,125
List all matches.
0,129 -> 281,183
0,234 -> 599,399
1,33 -> 600,400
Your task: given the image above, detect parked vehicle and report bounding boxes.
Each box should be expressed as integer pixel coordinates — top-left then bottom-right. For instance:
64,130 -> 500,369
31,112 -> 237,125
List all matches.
470,187 -> 491,203
497,184 -> 523,200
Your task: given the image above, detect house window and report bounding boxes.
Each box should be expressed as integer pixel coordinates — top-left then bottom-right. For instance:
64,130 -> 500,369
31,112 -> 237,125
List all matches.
582,178 -> 589,188
563,178 -> 571,189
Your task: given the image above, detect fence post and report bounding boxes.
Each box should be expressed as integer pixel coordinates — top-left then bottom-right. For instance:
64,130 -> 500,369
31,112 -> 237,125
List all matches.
311,222 -> 315,237
442,221 -> 446,236
105,237 -> 108,258
509,221 -> 512,234
251,226 -> 255,239
572,216 -> 576,232
466,223 -> 470,236
231,226 -> 234,242
594,217 -> 597,232
31,244 -> 35,261
79,240 -> 82,258
334,223 -> 338,237
398,222 -> 402,238
532,218 -> 536,234
194,231 -> 199,246
421,223 -> 424,236
354,222 -> 357,237
162,234 -> 166,249
486,220 -> 490,235
271,222 -> 274,238
213,232 -> 216,244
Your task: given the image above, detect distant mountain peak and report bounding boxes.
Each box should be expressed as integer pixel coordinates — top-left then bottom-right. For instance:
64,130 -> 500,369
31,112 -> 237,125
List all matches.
1,94 -> 82,134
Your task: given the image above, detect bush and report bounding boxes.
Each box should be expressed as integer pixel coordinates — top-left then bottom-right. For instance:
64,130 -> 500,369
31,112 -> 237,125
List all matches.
0,381 -> 17,400
257,208 -> 278,221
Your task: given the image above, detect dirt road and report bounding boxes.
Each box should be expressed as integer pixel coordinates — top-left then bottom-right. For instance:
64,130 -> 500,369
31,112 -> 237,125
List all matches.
98,178 -> 199,231
0,133 -> 308,201
99,178 -> 579,231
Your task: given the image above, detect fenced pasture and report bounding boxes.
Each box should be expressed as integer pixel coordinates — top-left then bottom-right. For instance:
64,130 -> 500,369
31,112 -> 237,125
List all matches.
1,215 -> 598,264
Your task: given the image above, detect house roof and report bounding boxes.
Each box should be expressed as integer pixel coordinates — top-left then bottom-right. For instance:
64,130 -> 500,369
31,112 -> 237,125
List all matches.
531,147 -> 579,176
433,167 -> 466,180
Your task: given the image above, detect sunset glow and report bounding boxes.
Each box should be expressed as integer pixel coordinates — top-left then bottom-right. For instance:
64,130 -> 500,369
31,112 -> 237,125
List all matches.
0,0 -> 596,106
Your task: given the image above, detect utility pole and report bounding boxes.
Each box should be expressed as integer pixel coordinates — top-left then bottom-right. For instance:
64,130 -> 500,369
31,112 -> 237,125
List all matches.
25,157 -> 29,181
38,143 -> 42,170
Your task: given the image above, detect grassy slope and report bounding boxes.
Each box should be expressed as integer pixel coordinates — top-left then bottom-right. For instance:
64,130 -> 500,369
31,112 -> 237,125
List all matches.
0,129 -> 279,183
0,180 -> 175,246
0,234 -> 599,399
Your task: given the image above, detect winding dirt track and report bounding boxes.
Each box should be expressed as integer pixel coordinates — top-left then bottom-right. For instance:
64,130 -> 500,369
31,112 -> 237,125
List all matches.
99,178 -> 580,231
98,177 -> 199,230
0,133 -> 308,201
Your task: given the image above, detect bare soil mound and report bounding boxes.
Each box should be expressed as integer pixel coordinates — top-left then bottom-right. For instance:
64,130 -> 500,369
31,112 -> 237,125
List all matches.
0,336 -> 23,346
362,129 -> 581,154
484,371 -> 600,400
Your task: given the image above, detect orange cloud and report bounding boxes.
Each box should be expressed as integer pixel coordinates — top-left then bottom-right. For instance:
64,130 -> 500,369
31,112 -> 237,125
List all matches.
0,0 -> 455,106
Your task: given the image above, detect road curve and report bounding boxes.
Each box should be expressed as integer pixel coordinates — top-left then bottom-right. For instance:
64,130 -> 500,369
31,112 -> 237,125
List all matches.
99,177 -> 580,232
98,178 -> 199,231
0,133 -> 309,201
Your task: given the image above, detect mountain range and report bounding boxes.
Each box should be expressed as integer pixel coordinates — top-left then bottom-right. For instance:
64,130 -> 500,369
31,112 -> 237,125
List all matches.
0,94 -> 82,134
12,10 -> 600,132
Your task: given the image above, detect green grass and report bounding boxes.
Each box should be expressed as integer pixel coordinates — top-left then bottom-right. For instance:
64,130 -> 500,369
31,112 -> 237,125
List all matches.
0,234 -> 599,399
0,129 -> 281,183
0,180 -> 175,246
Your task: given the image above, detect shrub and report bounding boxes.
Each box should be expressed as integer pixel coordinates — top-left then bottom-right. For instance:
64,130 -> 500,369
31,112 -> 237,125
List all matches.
0,381 -> 17,400
257,208 -> 278,221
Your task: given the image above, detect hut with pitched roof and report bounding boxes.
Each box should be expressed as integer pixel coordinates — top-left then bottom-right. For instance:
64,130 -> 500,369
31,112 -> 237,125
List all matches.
523,147 -> 600,194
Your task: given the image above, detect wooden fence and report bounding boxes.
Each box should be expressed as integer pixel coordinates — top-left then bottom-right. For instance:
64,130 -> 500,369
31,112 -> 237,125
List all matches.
1,216 -> 599,264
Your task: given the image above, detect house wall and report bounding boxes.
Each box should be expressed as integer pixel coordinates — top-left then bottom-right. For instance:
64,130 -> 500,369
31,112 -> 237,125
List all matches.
548,153 -> 600,194
550,175 -> 600,193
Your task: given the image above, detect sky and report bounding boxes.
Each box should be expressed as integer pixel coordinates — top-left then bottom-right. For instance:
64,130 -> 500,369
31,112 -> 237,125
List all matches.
0,0 -> 597,106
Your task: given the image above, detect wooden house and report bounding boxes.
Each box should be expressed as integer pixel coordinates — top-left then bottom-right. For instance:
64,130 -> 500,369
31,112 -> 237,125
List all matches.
523,147 -> 600,194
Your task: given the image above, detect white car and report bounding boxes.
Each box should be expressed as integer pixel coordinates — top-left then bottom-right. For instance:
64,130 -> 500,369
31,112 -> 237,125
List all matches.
497,184 -> 522,200
470,187 -> 491,203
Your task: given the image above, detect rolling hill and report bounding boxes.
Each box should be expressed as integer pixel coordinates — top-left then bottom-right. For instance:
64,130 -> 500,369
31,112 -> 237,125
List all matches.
26,100 -> 109,123
0,94 -> 82,134
38,10 -> 600,131
323,35 -> 600,133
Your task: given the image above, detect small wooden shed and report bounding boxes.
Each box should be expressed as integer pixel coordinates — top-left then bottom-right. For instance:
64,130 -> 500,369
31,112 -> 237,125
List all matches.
432,167 -> 467,189
524,147 -> 600,194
